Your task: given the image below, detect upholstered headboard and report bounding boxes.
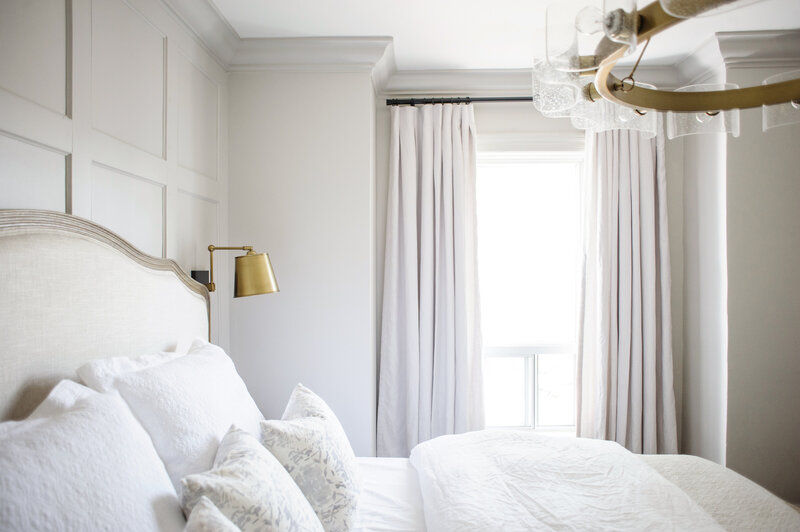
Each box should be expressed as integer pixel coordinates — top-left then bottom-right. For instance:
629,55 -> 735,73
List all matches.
0,210 -> 209,420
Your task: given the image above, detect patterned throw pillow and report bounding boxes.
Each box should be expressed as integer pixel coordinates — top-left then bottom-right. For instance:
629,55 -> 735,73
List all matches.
181,426 -> 323,532
261,384 -> 362,532
185,496 -> 240,532
281,384 -> 353,449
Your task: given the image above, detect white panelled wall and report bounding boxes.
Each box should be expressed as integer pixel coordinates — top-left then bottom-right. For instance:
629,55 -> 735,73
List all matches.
0,0 -> 230,347
2,0 -> 800,500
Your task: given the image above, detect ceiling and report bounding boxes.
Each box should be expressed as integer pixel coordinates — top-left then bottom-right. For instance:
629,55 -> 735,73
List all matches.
209,0 -> 800,71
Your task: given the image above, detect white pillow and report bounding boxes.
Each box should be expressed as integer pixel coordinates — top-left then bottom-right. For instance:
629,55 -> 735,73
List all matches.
79,338 -> 264,490
185,496 -> 241,532
261,415 -> 361,532
0,380 -> 185,532
181,426 -> 324,532
77,350 -> 183,392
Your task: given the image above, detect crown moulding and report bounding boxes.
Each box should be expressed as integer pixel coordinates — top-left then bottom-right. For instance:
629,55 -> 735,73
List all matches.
163,0 -> 800,95
162,0 -> 395,79
717,30 -> 800,69
162,0 -> 240,66
675,29 -> 800,85
231,37 -> 394,72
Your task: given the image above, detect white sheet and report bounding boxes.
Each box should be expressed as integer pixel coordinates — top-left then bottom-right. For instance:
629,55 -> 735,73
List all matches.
642,455 -> 800,532
409,430 -> 723,531
352,458 -> 426,532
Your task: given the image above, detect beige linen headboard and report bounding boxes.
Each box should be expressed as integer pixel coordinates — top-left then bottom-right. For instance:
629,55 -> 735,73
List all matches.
0,209 -> 209,420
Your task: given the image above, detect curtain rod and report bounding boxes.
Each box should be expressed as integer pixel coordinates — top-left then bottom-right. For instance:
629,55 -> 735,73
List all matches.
386,96 -> 533,106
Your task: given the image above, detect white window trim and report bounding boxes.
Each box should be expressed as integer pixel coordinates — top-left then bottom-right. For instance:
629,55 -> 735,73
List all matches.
477,132 -> 584,153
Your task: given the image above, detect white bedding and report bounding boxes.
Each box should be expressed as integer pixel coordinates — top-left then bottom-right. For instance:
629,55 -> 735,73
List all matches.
409,430 -> 724,531
642,455 -> 800,532
355,450 -> 800,532
353,458 -> 426,532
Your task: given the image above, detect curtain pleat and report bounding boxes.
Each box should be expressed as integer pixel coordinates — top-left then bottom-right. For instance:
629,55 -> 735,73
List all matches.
378,104 -> 484,457
577,126 -> 678,454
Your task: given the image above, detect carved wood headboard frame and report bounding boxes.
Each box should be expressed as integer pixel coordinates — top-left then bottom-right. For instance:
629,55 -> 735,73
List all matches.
0,209 -> 210,420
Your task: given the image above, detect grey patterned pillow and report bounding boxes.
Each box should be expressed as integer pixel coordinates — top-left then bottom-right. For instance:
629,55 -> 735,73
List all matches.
181,426 -> 323,532
262,385 -> 362,532
282,384 -> 352,450
185,496 -> 240,532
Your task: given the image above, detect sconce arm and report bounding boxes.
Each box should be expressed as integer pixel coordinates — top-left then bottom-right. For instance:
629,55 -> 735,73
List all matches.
206,245 -> 255,292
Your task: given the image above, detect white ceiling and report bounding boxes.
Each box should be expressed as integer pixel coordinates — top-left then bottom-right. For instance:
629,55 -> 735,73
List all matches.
209,0 -> 800,70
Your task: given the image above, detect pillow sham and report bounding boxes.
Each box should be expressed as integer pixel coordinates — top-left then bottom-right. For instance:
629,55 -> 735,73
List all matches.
77,349 -> 183,392
80,338 -> 264,490
0,380 -> 185,532
184,496 -> 241,532
181,426 -> 324,532
261,415 -> 361,532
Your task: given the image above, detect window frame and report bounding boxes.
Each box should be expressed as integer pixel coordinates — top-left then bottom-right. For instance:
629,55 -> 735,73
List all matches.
477,149 -> 584,435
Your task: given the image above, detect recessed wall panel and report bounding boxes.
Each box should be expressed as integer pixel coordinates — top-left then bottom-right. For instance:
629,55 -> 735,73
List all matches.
0,134 -> 66,211
175,190 -> 218,271
176,190 -> 219,343
177,53 -> 218,180
0,0 -> 67,114
91,0 -> 164,157
91,163 -> 164,257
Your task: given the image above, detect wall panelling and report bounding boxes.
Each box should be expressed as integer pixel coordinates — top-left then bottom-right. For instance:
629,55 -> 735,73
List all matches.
0,0 -> 67,115
0,135 -> 67,211
91,0 -> 166,158
90,162 -> 165,256
0,0 -> 229,347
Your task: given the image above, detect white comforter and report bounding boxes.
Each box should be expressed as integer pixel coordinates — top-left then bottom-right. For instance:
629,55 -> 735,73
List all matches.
409,430 -> 724,531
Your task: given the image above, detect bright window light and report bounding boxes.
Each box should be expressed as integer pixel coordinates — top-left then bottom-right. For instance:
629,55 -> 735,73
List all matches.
483,356 -> 527,427
477,152 -> 582,433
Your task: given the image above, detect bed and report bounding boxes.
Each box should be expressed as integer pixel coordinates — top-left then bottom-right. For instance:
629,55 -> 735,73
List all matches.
1,209 -> 798,532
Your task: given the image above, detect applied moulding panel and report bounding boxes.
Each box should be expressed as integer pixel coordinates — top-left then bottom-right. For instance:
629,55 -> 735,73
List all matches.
0,135 -> 67,212
177,52 -> 219,181
90,162 -> 165,257
91,0 -> 165,158
0,0 -> 67,115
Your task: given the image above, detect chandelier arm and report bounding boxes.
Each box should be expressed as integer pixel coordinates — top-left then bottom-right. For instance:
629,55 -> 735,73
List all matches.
595,74 -> 800,112
591,0 -> 800,112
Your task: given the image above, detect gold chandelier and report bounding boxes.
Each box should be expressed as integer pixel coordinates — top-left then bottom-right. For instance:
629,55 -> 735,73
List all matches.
532,0 -> 800,138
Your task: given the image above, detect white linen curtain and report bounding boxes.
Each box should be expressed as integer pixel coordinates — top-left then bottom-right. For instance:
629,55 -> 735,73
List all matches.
577,127 -> 678,454
377,103 -> 484,457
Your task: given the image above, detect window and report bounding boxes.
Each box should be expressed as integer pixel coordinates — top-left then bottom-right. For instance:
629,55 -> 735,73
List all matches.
477,151 -> 582,434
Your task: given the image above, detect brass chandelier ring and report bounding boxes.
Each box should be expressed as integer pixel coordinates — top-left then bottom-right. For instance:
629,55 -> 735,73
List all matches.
588,1 -> 800,112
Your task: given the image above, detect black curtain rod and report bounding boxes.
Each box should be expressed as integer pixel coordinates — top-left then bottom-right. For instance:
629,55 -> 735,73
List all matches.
386,96 -> 533,106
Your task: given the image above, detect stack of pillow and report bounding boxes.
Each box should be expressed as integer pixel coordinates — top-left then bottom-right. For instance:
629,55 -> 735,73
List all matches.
0,339 -> 362,532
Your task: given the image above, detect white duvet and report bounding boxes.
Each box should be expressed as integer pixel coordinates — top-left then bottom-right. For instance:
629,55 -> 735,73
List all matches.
409,430 -> 724,531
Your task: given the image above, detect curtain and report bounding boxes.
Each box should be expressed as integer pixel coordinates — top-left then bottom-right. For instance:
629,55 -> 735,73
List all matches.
577,127 -> 678,454
377,104 -> 484,457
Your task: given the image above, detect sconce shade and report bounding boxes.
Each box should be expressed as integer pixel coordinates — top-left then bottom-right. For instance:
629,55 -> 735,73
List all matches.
234,252 -> 279,298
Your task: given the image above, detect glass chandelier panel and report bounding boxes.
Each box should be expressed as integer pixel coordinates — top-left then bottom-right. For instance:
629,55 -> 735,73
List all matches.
571,82 -> 658,138
667,84 -> 740,139
762,70 -> 800,131
531,59 -> 583,116
545,0 -> 605,72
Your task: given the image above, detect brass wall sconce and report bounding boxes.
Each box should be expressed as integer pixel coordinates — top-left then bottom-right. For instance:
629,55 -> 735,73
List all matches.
190,245 -> 278,342
205,245 -> 279,297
